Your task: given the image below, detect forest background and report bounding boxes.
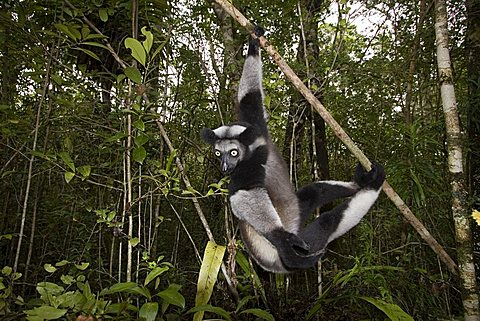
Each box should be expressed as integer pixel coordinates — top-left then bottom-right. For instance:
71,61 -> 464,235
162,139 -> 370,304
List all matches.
1,0 -> 480,320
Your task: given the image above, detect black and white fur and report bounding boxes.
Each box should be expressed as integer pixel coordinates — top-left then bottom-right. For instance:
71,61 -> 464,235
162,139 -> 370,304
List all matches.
201,28 -> 385,273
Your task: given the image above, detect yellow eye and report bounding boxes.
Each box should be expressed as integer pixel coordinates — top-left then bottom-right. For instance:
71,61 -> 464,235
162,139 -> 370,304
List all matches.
215,150 -> 221,157
230,150 -> 238,157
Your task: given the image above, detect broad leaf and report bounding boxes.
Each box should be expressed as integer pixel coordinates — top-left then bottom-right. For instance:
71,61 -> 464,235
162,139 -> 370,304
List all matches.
188,304 -> 231,321
135,133 -> 149,147
77,165 -> 91,179
100,282 -> 137,296
130,237 -> 140,247
125,38 -> 146,66
73,47 -> 100,61
194,241 -> 225,321
44,264 -> 57,273
124,66 -> 142,84
133,119 -> 145,131
75,262 -> 89,270
144,266 -> 169,286
157,284 -> 185,309
98,8 -> 108,22
141,27 -> 153,54
240,308 -> 274,321
139,302 -> 158,321
361,297 -> 414,321
25,306 -> 67,320
64,171 -> 75,183
59,151 -> 75,172
133,146 -> 147,164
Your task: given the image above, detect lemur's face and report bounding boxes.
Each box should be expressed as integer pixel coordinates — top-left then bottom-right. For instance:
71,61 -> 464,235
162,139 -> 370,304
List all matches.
213,139 -> 247,174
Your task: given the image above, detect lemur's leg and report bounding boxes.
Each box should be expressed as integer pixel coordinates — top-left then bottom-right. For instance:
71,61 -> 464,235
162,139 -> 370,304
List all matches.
237,27 -> 268,133
298,163 -> 385,257
296,180 -> 359,225
230,187 -> 310,256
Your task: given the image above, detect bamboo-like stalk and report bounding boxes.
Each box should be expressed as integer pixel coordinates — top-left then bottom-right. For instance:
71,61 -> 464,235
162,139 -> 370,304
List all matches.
13,56 -> 52,274
212,0 -> 459,275
434,0 -> 480,319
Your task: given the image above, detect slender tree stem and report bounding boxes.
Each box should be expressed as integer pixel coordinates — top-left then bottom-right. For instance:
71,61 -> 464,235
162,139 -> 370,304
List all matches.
13,55 -> 52,274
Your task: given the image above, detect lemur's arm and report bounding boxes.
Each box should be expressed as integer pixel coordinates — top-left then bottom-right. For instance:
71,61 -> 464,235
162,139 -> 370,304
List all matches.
237,27 -> 268,136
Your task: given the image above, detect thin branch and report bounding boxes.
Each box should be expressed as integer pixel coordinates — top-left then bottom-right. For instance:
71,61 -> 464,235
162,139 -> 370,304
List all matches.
13,54 -> 52,274
155,119 -> 239,301
63,0 -> 127,69
212,0 -> 459,275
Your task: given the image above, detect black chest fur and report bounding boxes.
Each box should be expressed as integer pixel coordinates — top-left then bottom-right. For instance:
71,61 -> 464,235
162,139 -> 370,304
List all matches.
228,145 -> 268,195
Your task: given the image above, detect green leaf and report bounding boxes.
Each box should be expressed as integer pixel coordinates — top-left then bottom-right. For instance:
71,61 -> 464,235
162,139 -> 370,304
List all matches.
133,146 -> 147,164
64,171 -> 75,183
25,306 -> 67,320
133,119 -> 145,131
144,266 -> 169,286
125,37 -> 146,66
73,47 -> 101,61
105,131 -> 128,143
55,260 -> 69,267
130,237 -> 140,247
60,274 -> 75,285
2,266 -> 12,276
54,23 -> 78,41
141,27 -> 153,54
51,74 -> 63,85
77,165 -> 91,179
135,134 -> 149,147
236,252 -> 266,302
124,66 -> 142,84
100,282 -> 137,296
240,308 -> 274,321
75,262 -> 89,270
188,305 -> 231,321
139,302 -> 158,321
59,151 -> 75,172
44,264 -> 57,273
98,8 -> 108,22
194,241 -> 225,321
107,211 -> 116,222
80,41 -> 109,50
107,302 -> 138,314
361,297 -> 414,321
128,286 -> 151,299
117,74 -> 126,83
157,284 -> 185,309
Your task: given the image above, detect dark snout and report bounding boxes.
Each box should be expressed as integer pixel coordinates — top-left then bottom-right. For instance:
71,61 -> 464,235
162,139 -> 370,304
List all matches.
220,156 -> 235,174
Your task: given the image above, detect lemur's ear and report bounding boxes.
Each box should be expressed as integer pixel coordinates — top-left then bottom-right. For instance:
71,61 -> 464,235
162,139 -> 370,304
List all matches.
238,126 -> 258,146
200,128 -> 218,145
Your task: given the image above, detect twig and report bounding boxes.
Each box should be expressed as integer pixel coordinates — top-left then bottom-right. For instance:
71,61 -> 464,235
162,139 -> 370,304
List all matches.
155,119 -> 239,301
212,0 -> 459,275
63,0 -> 127,69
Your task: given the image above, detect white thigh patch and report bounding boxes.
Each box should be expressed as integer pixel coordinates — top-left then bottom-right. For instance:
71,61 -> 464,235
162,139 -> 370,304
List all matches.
230,188 -> 283,235
327,189 -> 380,243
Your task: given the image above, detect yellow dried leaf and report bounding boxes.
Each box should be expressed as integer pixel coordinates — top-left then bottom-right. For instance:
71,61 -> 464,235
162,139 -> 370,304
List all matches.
472,210 -> 480,225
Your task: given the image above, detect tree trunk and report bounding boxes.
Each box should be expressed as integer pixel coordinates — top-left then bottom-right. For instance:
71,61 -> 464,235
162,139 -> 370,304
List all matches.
434,1 -> 480,319
465,0 -> 480,285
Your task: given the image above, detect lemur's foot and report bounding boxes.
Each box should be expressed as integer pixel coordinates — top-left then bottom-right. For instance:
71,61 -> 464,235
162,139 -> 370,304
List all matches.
354,162 -> 385,190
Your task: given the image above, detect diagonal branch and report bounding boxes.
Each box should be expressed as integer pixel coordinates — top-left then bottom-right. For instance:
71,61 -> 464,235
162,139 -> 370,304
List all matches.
212,0 -> 459,275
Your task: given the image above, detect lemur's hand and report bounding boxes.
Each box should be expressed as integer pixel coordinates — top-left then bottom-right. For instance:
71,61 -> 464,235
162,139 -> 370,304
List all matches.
254,25 -> 264,38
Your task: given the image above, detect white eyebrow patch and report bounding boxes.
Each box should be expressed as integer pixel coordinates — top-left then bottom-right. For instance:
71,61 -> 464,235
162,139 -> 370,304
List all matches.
213,125 -> 247,138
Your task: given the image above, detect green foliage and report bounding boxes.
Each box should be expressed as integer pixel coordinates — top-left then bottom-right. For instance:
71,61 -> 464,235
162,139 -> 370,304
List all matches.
194,241 -> 225,321
22,258 -> 184,320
